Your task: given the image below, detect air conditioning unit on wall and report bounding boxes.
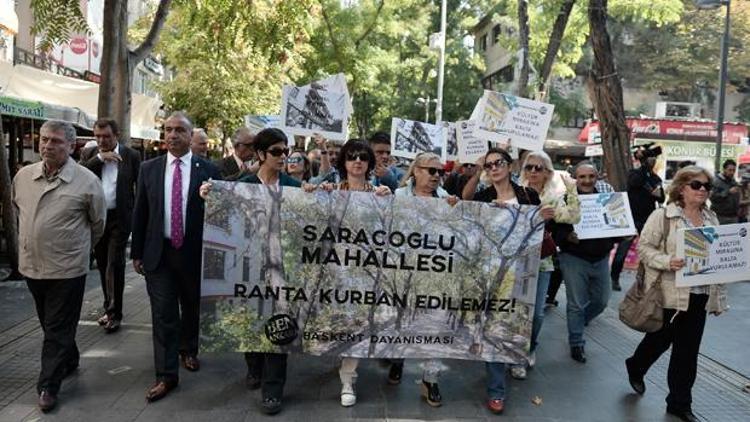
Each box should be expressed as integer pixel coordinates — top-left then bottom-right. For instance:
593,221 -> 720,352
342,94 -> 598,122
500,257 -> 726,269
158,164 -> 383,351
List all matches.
655,102 -> 702,119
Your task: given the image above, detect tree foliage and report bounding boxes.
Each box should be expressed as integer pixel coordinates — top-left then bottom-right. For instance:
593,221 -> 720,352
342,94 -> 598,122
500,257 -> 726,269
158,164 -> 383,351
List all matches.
29,0 -> 90,52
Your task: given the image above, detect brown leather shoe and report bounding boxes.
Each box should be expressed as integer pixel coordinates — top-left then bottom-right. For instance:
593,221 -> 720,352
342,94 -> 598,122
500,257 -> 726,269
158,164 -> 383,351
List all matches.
97,314 -> 110,326
487,398 -> 504,414
145,380 -> 177,402
181,355 -> 200,372
38,389 -> 57,412
104,319 -> 121,333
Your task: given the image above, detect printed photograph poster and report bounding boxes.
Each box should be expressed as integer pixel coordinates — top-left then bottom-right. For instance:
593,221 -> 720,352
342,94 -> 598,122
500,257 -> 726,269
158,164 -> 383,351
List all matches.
280,84 -> 349,141
442,121 -> 458,162
456,120 -> 488,164
472,90 -> 554,151
199,182 -> 546,364
676,223 -> 750,287
573,193 -> 637,240
307,73 -> 353,115
390,118 -> 447,160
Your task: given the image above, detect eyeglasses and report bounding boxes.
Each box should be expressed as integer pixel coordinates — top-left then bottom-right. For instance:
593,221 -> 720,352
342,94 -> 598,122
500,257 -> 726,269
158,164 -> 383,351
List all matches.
286,156 -> 304,164
483,159 -> 509,171
266,148 -> 289,157
346,152 -> 368,162
462,163 -> 476,168
524,164 -> 547,173
687,180 -> 712,191
419,166 -> 445,177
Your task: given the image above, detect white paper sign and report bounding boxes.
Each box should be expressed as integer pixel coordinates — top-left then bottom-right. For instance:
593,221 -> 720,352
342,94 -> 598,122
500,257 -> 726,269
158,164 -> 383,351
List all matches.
676,223 -> 750,287
573,193 -> 637,240
442,121 -> 459,162
456,120 -> 488,164
472,90 -> 554,151
585,144 -> 604,157
390,118 -> 446,160
280,83 -> 350,141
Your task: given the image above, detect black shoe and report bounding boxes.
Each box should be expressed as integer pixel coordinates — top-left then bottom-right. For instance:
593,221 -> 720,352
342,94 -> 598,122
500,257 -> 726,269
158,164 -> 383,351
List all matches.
666,407 -> 699,422
625,358 -> 645,395
246,372 -> 261,390
261,397 -> 282,415
420,381 -> 442,407
612,282 -> 622,292
388,362 -> 403,385
570,346 -> 587,363
38,389 -> 57,412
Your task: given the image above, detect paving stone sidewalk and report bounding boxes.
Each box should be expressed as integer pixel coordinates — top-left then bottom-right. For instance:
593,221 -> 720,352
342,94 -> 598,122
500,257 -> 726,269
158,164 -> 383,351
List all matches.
1,269 -> 749,422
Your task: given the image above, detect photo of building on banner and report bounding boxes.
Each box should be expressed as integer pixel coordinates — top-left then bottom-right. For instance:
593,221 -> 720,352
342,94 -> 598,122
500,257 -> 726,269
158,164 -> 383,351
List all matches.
442,121 -> 459,162
675,223 -> 750,287
390,118 -> 447,160
470,90 -> 554,151
280,82 -> 350,141
573,193 -> 637,240
199,183 -> 545,364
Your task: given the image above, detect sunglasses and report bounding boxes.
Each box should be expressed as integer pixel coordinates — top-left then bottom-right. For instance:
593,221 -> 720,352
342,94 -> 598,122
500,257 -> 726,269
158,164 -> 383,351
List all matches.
483,159 -> 509,171
462,163 -> 476,168
265,148 -> 289,157
524,164 -> 547,173
687,180 -> 712,191
419,166 -> 445,177
286,156 -> 304,164
346,152 -> 369,162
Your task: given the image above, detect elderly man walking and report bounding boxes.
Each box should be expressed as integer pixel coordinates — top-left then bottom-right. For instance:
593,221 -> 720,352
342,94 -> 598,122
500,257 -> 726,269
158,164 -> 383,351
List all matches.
12,120 -> 106,412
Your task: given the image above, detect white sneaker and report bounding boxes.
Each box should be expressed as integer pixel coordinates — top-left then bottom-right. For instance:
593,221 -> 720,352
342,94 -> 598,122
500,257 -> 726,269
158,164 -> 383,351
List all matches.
528,351 -> 537,368
340,382 -> 356,407
510,365 -> 527,380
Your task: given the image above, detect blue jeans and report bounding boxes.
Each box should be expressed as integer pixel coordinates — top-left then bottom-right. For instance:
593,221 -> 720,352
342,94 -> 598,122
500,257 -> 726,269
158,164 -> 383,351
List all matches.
530,270 -> 552,352
559,253 -> 611,347
485,362 -> 506,399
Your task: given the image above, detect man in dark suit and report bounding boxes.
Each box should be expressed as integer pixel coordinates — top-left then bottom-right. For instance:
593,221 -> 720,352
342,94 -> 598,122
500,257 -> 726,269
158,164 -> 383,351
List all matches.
214,127 -> 257,180
80,118 -> 140,333
131,112 -> 220,402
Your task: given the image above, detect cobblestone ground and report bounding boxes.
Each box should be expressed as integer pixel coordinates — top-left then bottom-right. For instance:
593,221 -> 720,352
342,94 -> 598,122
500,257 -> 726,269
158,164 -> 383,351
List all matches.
1,269 -> 749,422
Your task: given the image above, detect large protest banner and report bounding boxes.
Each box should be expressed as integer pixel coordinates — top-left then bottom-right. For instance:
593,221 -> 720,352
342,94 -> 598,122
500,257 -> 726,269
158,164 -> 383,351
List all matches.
574,193 -> 637,240
675,223 -> 750,287
200,183 -> 545,364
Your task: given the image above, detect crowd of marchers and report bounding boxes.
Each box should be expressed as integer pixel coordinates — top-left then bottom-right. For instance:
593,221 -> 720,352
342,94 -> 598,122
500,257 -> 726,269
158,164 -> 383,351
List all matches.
13,113 -> 746,422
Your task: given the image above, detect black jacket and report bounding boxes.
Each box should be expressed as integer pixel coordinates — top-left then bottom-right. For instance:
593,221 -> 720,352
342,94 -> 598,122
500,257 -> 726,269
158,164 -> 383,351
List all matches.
627,167 -> 664,231
472,181 -> 540,205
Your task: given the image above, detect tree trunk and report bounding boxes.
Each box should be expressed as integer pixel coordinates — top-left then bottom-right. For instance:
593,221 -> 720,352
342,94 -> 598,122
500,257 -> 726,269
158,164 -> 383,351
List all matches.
0,119 -> 21,280
536,0 -> 577,100
516,0 -> 531,98
586,0 -> 631,190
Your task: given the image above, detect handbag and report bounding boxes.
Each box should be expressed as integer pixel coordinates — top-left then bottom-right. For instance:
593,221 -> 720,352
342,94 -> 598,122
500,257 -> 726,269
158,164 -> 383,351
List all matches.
618,209 -> 670,333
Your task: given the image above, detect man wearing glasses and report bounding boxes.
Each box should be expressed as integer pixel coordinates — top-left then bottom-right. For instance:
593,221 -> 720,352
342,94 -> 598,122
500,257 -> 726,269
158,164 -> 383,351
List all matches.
215,127 -> 258,180
367,131 -> 404,191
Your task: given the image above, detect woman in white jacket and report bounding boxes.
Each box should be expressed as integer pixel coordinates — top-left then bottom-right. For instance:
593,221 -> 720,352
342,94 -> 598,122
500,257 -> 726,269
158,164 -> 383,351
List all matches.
626,166 -> 728,422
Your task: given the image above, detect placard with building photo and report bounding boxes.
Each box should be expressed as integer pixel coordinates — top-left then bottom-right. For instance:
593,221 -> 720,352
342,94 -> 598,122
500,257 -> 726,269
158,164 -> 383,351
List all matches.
472,90 -> 554,151
390,118 -> 447,160
676,223 -> 750,287
574,192 -> 637,240
442,121 -> 459,162
280,84 -> 349,141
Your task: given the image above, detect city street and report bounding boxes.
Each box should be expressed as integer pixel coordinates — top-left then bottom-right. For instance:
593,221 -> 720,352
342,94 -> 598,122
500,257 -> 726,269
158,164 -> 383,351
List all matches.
1,268 -> 748,422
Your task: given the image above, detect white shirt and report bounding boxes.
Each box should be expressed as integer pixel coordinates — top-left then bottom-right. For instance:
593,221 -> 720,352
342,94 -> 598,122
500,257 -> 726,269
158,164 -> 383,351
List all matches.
98,144 -> 119,210
233,153 -> 253,172
164,151 -> 192,238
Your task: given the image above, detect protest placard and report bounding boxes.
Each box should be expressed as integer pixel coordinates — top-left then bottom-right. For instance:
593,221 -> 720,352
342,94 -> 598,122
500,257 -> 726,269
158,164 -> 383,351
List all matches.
390,118 -> 446,160
573,192 -> 637,240
676,223 -> 750,287
456,120 -> 488,164
280,83 -> 349,141
442,121 -> 458,162
200,183 -> 545,363
585,144 -> 603,157
471,90 -> 554,151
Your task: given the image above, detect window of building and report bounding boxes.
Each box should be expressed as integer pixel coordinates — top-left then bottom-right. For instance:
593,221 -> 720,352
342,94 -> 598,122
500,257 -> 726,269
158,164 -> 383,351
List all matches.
242,256 -> 251,281
206,207 -> 231,231
203,248 -> 226,280
492,24 -> 501,44
479,34 -> 488,52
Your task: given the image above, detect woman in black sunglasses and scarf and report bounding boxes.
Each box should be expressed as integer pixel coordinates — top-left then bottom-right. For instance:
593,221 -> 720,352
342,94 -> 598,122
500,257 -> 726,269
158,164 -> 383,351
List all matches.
199,128 -> 299,416
305,140 -> 390,407
461,148 -> 552,414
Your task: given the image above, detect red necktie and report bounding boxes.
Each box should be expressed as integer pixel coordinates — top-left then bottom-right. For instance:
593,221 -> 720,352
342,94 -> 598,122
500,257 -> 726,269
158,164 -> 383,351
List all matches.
171,159 -> 184,249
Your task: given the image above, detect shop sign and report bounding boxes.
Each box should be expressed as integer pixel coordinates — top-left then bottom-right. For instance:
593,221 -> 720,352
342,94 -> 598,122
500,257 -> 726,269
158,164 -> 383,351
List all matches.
0,96 -> 45,119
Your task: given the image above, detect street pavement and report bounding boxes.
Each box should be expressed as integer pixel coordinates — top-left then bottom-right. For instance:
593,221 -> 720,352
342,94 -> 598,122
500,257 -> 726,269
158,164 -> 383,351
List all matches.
1,268 -> 749,422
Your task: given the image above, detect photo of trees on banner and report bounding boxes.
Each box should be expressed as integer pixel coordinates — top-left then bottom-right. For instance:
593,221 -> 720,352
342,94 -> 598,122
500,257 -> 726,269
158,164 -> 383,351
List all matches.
199,182 -> 545,364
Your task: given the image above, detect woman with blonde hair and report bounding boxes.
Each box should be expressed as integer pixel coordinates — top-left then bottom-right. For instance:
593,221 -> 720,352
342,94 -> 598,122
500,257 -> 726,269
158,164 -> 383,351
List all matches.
625,165 -> 727,422
509,151 -> 580,378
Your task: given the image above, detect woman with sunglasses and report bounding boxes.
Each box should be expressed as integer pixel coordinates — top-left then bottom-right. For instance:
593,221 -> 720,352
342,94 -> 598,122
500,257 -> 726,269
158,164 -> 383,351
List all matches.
390,152 -> 457,407
284,150 -> 312,182
625,166 -> 727,422
199,128 -> 299,415
509,151 -> 580,380
461,148 -> 551,414
306,140 -> 390,407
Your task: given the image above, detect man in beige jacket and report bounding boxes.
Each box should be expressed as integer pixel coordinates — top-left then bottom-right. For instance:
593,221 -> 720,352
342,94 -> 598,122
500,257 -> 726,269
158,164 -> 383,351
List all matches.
12,120 -> 106,413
